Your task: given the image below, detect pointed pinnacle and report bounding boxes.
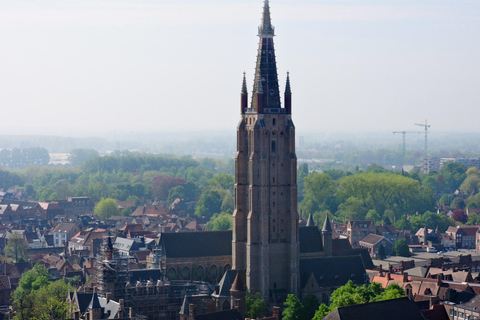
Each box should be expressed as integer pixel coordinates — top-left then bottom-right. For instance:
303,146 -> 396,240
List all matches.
306,212 -> 314,227
242,72 -> 248,94
322,215 -> 332,232
260,0 -> 274,36
285,71 -> 291,94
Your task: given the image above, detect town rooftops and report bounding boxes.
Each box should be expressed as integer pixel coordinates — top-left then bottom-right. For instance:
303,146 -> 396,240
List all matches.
53,222 -> 79,234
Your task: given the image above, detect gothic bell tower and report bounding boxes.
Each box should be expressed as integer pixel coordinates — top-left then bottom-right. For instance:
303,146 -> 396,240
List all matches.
232,0 -> 299,301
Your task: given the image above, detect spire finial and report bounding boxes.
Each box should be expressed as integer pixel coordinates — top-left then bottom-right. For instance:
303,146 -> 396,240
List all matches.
259,0 -> 274,36
242,72 -> 248,94
285,71 -> 291,94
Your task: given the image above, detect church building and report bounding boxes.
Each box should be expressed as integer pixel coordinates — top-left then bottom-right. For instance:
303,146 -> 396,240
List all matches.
232,0 -> 373,303
232,0 -> 299,300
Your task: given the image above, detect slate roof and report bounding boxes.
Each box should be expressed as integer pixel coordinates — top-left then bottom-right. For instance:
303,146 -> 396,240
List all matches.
53,222 -> 78,234
300,255 -> 367,289
323,297 -> 426,320
88,292 -> 102,310
359,234 -> 391,246
194,309 -> 244,320
158,231 -> 232,258
74,291 -> 95,314
332,239 -> 352,252
299,226 -> 323,253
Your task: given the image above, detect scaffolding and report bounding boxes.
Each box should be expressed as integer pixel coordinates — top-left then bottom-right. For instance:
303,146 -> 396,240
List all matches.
94,236 -> 214,320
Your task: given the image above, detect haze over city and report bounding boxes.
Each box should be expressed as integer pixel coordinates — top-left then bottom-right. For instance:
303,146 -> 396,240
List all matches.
1,0 -> 479,136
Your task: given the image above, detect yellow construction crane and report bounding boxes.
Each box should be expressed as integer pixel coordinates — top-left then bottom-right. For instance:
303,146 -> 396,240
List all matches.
393,131 -> 422,166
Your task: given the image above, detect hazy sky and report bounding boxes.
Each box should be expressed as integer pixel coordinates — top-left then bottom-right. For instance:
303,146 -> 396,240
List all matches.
1,0 -> 479,136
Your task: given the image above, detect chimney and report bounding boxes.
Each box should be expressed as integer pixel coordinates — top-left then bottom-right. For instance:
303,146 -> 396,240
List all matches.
389,264 -> 393,273
106,292 -> 111,303
429,296 -> 439,308
403,272 -> 409,283
437,273 -> 444,286
387,272 -> 392,280
74,311 -> 80,320
379,265 -> 383,276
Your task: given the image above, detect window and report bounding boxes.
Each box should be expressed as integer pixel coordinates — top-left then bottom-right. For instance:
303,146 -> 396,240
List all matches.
272,118 -> 276,125
271,141 -> 276,155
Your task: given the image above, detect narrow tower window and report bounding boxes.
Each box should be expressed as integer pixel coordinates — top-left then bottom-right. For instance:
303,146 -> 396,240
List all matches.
271,141 -> 276,155
273,118 -> 276,126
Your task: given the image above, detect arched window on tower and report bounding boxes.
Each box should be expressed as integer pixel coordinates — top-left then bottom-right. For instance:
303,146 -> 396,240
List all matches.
271,141 -> 276,155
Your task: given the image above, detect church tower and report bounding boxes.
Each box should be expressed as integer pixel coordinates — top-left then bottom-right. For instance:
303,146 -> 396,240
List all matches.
232,0 -> 299,301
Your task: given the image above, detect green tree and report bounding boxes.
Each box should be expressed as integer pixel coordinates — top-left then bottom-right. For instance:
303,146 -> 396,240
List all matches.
374,283 -> 405,301
298,163 -> 309,202
208,173 -> 234,193
313,303 -> 331,320
283,294 -> 305,320
68,148 -> 99,166
5,233 -> 28,263
440,161 -> 467,193
94,198 -> 119,219
329,280 -> 367,309
245,292 -> 268,319
13,264 -> 72,320
302,294 -> 320,320
205,213 -> 233,231
300,173 -> 336,216
195,190 -> 222,218
393,238 -> 411,257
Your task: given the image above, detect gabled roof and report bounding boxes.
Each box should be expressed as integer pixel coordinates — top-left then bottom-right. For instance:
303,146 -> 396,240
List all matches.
87,292 -> 102,310
300,255 -> 367,289
194,309 -> 243,320
359,234 -> 391,246
158,231 -> 232,258
53,222 -> 79,234
299,226 -> 323,253
323,297 -> 425,320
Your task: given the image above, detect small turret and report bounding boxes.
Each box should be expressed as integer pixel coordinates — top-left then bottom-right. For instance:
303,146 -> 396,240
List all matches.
285,72 -> 292,114
306,212 -> 314,227
241,72 -> 248,114
322,215 -> 332,256
230,272 -> 246,318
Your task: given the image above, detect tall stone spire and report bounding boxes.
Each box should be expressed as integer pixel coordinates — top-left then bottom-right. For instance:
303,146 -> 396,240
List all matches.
259,0 -> 274,36
251,0 -> 281,111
